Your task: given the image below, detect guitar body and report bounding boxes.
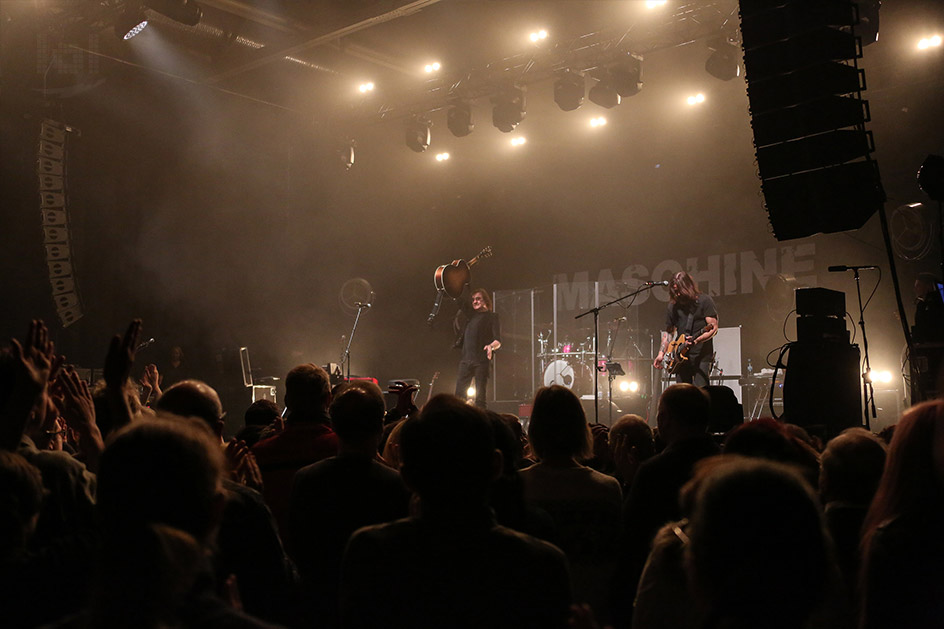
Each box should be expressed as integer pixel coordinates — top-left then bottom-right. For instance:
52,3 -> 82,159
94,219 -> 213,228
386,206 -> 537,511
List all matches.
433,247 -> 492,299
663,325 -> 710,374
434,260 -> 472,298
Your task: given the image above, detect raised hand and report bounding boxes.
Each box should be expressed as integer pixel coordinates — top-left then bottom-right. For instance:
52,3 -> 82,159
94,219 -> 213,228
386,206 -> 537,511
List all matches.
388,380 -> 419,416
2,320 -> 56,450
104,319 -> 142,390
56,366 -> 104,471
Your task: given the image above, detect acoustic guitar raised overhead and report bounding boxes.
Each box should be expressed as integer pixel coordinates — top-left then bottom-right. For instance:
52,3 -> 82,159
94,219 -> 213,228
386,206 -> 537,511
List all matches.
434,246 -> 493,299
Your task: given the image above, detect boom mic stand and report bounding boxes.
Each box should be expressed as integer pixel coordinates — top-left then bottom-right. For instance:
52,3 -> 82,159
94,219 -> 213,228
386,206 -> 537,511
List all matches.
576,282 -> 663,424
341,299 -> 372,380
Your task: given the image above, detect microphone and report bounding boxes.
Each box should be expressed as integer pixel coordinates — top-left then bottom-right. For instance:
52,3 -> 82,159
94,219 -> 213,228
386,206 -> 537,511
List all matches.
135,337 -> 156,351
644,280 -> 670,286
828,265 -> 879,272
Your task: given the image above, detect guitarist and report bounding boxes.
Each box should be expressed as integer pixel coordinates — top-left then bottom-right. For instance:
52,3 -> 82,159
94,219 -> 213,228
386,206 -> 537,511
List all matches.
653,271 -> 719,386
453,287 -> 502,408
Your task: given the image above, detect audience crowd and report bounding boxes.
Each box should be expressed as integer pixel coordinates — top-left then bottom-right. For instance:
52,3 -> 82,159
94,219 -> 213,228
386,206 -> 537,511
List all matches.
1,318 -> 942,628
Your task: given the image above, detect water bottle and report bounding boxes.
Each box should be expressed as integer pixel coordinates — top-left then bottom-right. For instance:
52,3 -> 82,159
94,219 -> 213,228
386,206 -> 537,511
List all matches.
747,358 -> 754,376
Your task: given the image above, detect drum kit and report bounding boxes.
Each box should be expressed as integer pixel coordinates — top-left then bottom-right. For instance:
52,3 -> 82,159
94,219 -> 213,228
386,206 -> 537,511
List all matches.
537,332 -> 601,395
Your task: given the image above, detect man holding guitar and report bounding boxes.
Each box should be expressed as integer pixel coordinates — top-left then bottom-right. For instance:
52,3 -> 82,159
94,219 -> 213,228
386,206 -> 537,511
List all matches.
653,271 -> 719,387
453,287 -> 502,408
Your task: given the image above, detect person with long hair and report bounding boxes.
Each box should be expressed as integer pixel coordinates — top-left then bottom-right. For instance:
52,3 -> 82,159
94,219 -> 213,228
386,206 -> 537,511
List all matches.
859,398 -> 944,629
453,287 -> 501,408
653,271 -> 719,387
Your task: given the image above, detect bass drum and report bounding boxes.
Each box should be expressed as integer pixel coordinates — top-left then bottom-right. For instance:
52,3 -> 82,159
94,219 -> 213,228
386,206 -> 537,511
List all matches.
543,359 -> 591,395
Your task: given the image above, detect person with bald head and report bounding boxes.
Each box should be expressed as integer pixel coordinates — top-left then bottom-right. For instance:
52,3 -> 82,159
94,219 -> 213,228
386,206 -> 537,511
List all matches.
154,379 -> 296,624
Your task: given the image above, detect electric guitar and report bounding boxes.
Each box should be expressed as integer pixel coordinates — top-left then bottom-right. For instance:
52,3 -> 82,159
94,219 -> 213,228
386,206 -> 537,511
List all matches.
663,326 -> 709,374
434,246 -> 493,299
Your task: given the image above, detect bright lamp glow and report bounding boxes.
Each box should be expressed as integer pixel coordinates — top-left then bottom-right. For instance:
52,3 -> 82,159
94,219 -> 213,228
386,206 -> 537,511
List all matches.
876,370 -> 893,384
435,152 -> 450,161
618,381 -> 631,392
646,0 -> 667,8
687,93 -> 706,105
917,35 -> 942,50
589,116 -> 607,127
358,82 -> 375,93
466,386 -> 476,398
529,29 -> 548,43
510,137 -> 527,146
424,62 -> 442,73
628,380 -> 640,392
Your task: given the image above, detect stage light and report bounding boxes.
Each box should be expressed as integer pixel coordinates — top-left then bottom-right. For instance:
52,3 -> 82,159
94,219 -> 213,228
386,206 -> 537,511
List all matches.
705,40 -> 741,81
917,35 -> 942,50
405,117 -> 431,153
589,116 -> 607,127
686,93 -> 706,105
146,0 -> 202,26
510,137 -> 527,146
628,380 -> 640,392
875,370 -> 893,384
529,29 -> 548,43
435,152 -> 450,161
554,71 -> 585,111
447,101 -> 474,137
609,54 -> 643,97
114,9 -> 148,40
589,81 -> 620,109
646,0 -> 667,8
358,82 -> 375,93
467,386 -> 476,398
492,85 -> 526,133
424,61 -> 442,73
618,380 -> 631,393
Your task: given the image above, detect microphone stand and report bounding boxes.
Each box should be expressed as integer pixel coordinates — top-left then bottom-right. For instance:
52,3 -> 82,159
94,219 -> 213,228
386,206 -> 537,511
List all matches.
852,269 -> 877,428
341,303 -> 371,380
576,283 -> 661,424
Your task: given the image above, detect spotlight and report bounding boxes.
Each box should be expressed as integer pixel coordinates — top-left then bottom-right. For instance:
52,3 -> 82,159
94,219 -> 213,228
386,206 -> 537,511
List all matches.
875,370 -> 893,384
492,85 -> 526,133
405,117 -> 431,153
686,93 -> 706,105
466,385 -> 476,398
435,152 -> 450,161
854,0 -> 881,46
645,0 -> 667,8
358,82 -> 375,93
705,39 -> 741,81
554,71 -> 585,111
529,29 -> 548,43
447,101 -> 474,137
146,0 -> 202,26
609,54 -> 643,97
424,61 -> 442,73
589,116 -> 607,127
628,380 -> 640,392
917,35 -> 942,50
114,9 -> 148,40
510,137 -> 527,146
588,80 -> 620,109
618,380 -> 631,393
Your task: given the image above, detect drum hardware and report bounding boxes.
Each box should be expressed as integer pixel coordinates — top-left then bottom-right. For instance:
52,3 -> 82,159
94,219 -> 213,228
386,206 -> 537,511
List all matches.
603,361 -> 625,425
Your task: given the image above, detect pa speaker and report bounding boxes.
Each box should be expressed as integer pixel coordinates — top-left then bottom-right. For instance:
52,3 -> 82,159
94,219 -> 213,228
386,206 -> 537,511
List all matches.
783,341 -> 862,436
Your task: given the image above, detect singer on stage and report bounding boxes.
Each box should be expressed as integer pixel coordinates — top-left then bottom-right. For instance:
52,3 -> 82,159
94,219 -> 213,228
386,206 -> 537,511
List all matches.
453,287 -> 501,408
653,271 -> 719,387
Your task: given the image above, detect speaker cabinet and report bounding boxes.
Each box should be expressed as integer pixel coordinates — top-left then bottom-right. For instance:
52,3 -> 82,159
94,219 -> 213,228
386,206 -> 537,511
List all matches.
783,341 -> 862,436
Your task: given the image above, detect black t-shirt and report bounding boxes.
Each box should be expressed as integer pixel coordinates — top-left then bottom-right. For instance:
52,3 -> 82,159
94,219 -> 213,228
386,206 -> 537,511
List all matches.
665,294 -> 718,362
461,311 -> 501,364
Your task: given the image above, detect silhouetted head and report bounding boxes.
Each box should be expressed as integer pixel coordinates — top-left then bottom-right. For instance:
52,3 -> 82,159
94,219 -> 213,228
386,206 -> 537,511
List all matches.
284,363 -> 331,416
0,450 -> 44,555
244,399 -> 279,427
610,413 -> 655,459
399,394 -> 499,510
723,418 -> 821,488
820,427 -> 886,506
528,385 -> 592,463
686,457 -> 830,628
330,381 -> 386,446
657,384 -> 710,444
97,417 -> 226,544
155,380 -> 225,439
